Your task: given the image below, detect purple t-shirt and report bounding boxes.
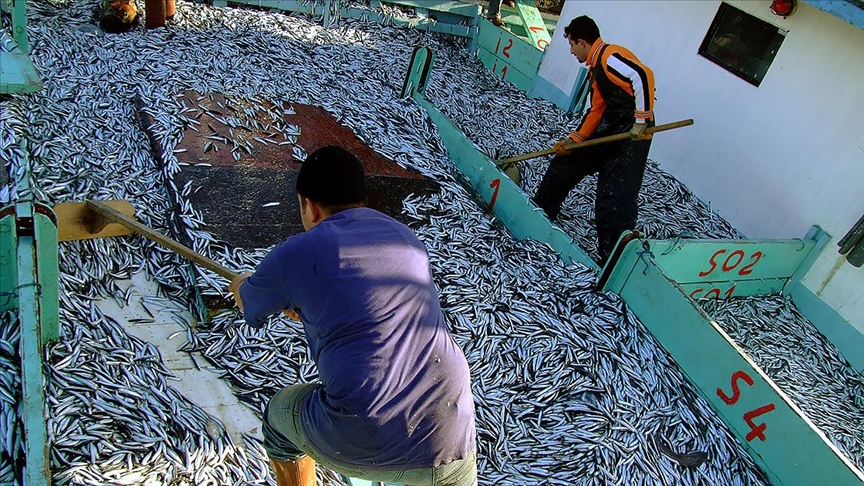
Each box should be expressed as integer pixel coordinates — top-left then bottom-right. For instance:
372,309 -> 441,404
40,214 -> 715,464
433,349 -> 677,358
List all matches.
240,207 -> 476,470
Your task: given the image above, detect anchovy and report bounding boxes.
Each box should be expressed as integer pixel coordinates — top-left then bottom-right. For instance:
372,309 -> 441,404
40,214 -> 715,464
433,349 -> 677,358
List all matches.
2,1 -> 859,485
654,426 -> 709,468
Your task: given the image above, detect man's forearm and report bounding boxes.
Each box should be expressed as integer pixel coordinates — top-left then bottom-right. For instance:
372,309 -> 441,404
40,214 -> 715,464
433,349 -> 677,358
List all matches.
229,272 -> 252,311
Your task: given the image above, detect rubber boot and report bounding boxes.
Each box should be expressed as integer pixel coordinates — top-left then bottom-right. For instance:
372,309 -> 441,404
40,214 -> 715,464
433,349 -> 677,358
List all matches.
270,456 -> 316,486
145,0 -> 165,29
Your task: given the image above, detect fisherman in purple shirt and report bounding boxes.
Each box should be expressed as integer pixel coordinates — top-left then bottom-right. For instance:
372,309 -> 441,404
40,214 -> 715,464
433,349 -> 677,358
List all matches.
229,146 -> 477,486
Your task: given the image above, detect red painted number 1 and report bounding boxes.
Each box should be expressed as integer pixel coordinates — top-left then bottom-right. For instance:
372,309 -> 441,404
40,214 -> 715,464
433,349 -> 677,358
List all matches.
717,370 -> 776,442
489,178 -> 501,209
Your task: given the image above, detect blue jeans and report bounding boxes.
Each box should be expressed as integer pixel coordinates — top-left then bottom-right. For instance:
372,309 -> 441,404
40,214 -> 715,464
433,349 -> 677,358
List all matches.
262,383 -> 478,486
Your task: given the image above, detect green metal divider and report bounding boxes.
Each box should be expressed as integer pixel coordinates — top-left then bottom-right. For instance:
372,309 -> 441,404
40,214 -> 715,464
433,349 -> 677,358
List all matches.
475,19 -> 544,92
403,48 -> 864,485
602,236 -> 864,485
1,142 -> 58,485
215,0 -> 481,48
640,227 -> 829,300
0,0 -> 43,94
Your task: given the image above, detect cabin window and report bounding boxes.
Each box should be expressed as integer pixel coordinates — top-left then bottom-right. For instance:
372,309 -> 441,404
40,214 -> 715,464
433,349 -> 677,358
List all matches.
699,3 -> 787,87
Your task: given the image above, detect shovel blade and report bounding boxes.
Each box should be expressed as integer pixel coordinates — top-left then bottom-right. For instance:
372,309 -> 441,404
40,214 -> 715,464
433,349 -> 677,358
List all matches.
53,199 -> 136,242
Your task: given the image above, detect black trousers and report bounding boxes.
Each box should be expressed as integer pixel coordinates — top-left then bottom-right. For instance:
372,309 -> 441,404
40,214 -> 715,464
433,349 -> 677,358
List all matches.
532,136 -> 652,264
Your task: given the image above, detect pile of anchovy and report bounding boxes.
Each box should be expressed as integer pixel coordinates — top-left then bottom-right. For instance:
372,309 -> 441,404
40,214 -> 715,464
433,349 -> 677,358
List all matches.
701,295 -> 864,473
1,1 -> 861,485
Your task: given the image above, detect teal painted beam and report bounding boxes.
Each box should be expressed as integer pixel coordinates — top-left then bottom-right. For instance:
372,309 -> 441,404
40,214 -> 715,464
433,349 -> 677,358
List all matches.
383,0 -> 481,18
0,43 -> 43,95
0,207 -> 16,311
787,225 -> 831,285
476,20 -> 543,72
10,0 -> 29,54
476,47 -> 533,91
222,0 -> 479,37
15,201 -> 52,486
800,0 -> 864,29
340,7 -> 473,37
512,0 -> 550,50
220,0 -> 326,15
33,204 -> 59,343
476,20 -> 543,91
603,239 -> 864,485
678,277 -> 788,300
643,236 -> 822,285
785,281 -> 864,373
410,94 -> 597,270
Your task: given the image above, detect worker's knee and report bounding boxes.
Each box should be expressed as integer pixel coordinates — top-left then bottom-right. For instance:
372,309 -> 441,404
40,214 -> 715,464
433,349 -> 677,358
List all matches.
431,450 -> 478,486
262,383 -> 319,461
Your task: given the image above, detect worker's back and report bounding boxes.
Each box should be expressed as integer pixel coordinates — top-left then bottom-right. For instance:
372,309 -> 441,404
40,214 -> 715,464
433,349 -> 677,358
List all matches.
245,207 -> 476,471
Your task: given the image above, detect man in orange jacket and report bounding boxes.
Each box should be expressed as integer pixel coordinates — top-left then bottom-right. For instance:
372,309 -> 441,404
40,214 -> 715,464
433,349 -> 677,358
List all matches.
532,15 -> 655,266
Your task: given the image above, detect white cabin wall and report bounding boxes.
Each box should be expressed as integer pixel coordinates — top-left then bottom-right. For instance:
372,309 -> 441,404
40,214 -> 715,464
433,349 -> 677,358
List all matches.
543,1 -> 864,331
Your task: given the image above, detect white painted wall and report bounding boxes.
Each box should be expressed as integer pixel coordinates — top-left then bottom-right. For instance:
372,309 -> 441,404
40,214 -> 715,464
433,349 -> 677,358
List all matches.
543,1 -> 864,331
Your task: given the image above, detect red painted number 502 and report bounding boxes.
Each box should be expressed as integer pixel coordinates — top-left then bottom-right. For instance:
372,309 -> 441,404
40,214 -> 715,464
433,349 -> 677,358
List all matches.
699,249 -> 763,278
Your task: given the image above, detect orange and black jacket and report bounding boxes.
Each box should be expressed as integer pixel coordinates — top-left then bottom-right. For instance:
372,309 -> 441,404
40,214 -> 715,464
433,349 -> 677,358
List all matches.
569,38 -> 655,143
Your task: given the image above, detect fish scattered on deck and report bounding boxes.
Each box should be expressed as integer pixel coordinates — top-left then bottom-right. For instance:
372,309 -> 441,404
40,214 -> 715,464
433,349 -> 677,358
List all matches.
0,2 -> 860,486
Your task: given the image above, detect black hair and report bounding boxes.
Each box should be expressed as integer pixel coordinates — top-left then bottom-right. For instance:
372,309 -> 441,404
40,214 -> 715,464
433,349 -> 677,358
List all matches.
296,145 -> 366,206
564,16 -> 600,43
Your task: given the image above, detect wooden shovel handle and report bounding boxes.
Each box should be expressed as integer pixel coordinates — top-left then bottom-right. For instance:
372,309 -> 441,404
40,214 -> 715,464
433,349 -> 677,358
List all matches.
496,119 -> 694,168
86,200 -> 240,280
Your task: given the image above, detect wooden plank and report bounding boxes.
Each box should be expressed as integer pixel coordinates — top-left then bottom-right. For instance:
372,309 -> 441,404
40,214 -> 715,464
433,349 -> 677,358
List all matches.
383,0 -> 481,17
786,280 -> 864,373
10,0 -> 30,52
223,0 -> 322,15
604,241 -> 864,485
476,47 -> 532,91
0,48 -> 42,95
54,199 -> 135,242
339,7 -> 473,37
678,277 -> 788,300
477,19 -> 543,72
